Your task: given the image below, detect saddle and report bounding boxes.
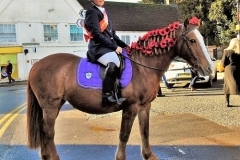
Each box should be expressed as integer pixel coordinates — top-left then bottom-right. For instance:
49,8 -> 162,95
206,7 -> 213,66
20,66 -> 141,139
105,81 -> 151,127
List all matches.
77,49 -> 132,94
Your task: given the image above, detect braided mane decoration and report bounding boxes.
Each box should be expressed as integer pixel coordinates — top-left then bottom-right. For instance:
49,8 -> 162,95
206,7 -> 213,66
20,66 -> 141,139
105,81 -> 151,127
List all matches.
126,21 -> 181,55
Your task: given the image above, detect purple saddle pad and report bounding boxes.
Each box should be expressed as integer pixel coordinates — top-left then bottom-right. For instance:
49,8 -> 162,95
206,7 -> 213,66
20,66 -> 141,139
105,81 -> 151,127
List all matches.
77,50 -> 132,89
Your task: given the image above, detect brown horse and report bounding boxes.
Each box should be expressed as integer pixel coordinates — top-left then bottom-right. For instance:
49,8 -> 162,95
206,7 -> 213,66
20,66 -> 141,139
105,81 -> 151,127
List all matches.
27,18 -> 214,160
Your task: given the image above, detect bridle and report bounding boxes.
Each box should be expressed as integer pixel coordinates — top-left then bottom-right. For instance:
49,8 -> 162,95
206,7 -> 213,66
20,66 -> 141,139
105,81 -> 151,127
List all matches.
121,25 -> 201,72
178,26 -> 202,72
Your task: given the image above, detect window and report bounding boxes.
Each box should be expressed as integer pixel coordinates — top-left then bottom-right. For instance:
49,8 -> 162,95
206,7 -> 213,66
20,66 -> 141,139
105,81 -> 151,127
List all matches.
121,35 -> 130,45
0,24 -> 16,43
43,25 -> 58,42
70,25 -> 83,42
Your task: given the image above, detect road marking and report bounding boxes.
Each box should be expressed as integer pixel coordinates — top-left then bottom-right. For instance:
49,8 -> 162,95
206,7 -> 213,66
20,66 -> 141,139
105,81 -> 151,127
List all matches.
0,102 -> 26,138
0,102 -> 26,125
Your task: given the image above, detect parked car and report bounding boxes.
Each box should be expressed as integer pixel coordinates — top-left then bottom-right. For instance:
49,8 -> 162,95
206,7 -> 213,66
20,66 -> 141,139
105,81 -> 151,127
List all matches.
212,58 -> 224,72
165,57 -> 217,87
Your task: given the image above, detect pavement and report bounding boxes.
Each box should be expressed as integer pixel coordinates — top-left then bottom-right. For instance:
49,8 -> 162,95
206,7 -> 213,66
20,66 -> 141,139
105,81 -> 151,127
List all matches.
13,107 -> 240,160
2,75 -> 240,159
0,80 -> 27,87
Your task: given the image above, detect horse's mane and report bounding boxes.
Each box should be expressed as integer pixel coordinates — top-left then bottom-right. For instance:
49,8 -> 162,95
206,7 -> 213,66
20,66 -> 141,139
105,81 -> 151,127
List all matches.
126,21 -> 181,55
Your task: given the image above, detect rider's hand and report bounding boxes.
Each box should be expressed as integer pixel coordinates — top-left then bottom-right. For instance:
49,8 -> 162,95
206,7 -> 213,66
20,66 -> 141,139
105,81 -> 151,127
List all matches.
115,46 -> 122,54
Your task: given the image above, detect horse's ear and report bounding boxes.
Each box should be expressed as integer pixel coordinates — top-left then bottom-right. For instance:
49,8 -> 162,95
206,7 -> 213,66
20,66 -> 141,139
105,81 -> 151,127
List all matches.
198,19 -> 201,27
184,18 -> 190,28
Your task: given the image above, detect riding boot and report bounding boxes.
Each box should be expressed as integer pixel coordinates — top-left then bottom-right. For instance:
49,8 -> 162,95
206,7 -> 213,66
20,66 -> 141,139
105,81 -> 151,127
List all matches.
225,94 -> 230,107
102,62 -> 126,105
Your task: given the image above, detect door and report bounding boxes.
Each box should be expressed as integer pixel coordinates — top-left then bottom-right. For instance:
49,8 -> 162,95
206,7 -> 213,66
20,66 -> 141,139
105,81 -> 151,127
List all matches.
0,54 -> 18,80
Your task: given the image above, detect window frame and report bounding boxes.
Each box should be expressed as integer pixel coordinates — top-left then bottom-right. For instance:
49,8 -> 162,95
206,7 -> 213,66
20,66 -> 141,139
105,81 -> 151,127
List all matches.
121,35 -> 130,45
43,24 -> 59,42
69,24 -> 84,42
0,24 -> 17,43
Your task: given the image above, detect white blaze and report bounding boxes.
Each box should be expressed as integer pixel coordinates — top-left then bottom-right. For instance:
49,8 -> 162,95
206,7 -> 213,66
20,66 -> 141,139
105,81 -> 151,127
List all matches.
193,29 -> 214,74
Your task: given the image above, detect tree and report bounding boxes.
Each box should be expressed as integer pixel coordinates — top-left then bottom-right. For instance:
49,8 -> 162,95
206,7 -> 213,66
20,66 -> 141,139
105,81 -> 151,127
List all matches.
141,0 -> 238,46
208,0 -> 236,47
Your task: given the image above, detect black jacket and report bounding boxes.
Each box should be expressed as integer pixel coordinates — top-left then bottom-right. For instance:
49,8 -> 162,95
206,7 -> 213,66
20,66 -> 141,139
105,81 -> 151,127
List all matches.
84,5 -> 128,62
6,63 -> 13,74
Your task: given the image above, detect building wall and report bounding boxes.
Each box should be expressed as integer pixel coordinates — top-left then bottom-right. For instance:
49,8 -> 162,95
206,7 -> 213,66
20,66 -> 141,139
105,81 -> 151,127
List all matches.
0,0 -> 155,81
0,0 -> 86,81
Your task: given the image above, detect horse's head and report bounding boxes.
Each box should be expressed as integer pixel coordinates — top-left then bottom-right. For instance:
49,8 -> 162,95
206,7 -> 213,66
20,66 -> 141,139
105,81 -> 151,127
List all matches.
176,17 -> 214,77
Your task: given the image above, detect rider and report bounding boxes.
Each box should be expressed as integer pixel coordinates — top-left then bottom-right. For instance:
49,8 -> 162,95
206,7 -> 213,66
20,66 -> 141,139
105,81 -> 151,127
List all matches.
84,0 -> 128,105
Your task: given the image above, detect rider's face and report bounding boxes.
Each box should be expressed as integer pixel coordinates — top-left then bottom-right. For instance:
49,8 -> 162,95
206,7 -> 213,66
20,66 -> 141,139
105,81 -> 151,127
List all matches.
92,0 -> 104,7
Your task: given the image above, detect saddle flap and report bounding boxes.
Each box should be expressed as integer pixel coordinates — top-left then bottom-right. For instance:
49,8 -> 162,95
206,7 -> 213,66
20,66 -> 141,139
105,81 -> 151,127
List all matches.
77,49 -> 132,89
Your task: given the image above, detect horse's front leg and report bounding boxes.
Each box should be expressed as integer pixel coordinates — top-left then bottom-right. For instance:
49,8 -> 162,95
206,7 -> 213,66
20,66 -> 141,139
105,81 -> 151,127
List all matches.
138,103 -> 158,160
115,105 -> 138,160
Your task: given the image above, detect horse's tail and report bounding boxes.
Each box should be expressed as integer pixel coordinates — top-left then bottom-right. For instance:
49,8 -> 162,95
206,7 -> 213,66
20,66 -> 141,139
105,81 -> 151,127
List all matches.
27,79 -> 43,149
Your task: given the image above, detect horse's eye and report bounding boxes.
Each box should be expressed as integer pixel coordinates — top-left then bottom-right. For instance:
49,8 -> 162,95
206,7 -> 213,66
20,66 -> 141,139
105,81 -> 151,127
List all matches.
190,39 -> 196,44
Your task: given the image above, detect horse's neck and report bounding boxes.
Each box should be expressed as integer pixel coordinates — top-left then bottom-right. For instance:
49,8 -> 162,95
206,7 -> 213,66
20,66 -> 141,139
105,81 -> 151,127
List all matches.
129,50 -> 174,80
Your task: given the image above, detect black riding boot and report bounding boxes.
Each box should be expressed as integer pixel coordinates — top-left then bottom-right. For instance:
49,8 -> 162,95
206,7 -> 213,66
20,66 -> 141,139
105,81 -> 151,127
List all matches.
102,62 -> 126,105
225,94 -> 230,107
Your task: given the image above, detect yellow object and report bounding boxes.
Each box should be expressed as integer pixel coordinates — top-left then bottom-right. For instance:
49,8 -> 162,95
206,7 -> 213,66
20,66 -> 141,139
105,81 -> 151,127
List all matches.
236,25 -> 240,30
0,46 -> 22,54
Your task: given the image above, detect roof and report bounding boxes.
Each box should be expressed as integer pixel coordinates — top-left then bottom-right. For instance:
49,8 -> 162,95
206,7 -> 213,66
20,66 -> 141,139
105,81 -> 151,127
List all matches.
77,0 -> 179,31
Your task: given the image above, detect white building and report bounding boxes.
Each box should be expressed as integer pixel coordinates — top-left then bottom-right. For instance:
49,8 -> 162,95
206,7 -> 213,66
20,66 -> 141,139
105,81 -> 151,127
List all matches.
0,0 -> 178,81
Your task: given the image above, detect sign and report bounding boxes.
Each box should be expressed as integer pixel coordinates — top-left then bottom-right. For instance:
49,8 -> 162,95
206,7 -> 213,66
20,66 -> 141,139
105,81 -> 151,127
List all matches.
79,9 -> 86,18
76,19 -> 84,28
31,59 -> 40,65
22,43 -> 40,46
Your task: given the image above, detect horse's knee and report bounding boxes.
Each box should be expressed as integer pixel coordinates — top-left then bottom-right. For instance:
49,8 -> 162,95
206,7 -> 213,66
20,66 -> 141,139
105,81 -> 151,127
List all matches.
42,124 -> 55,138
119,133 -> 129,143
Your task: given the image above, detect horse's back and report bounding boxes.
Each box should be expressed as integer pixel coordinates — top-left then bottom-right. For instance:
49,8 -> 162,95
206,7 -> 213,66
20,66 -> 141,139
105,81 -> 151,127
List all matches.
29,53 -> 83,94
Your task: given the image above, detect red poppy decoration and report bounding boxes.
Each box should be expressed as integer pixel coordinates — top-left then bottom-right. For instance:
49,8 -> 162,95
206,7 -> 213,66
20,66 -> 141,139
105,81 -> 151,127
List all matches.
164,27 -> 170,35
160,39 -> 167,48
136,44 -> 143,50
140,33 -> 148,41
173,22 -> 180,29
159,29 -> 165,36
168,38 -> 176,47
152,30 -> 158,36
131,42 -> 137,49
168,23 -> 175,32
144,49 -> 152,54
125,46 -> 132,55
148,40 -> 155,49
189,17 -> 199,25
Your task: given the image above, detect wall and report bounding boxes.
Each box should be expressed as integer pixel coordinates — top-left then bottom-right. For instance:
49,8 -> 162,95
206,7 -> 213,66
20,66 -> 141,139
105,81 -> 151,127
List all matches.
0,0 -> 152,81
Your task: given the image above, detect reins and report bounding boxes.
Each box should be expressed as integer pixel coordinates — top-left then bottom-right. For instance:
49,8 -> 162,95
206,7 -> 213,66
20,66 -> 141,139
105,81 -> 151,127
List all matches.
121,54 -> 192,71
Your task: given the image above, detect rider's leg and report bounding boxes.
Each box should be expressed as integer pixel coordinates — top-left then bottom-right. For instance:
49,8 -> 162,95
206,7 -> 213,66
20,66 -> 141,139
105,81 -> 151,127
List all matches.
97,52 -> 126,105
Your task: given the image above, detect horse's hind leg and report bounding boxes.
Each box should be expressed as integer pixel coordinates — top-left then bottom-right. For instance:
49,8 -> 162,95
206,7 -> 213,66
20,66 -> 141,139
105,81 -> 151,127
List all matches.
138,103 -> 158,160
40,99 -> 64,160
115,105 -> 138,160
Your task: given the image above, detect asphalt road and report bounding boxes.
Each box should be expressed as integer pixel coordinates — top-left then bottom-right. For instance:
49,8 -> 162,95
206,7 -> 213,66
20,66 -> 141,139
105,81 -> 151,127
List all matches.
1,72 -> 240,160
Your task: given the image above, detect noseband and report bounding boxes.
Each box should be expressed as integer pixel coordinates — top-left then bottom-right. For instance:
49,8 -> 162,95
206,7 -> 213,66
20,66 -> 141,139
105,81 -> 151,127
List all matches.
179,27 -> 202,72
